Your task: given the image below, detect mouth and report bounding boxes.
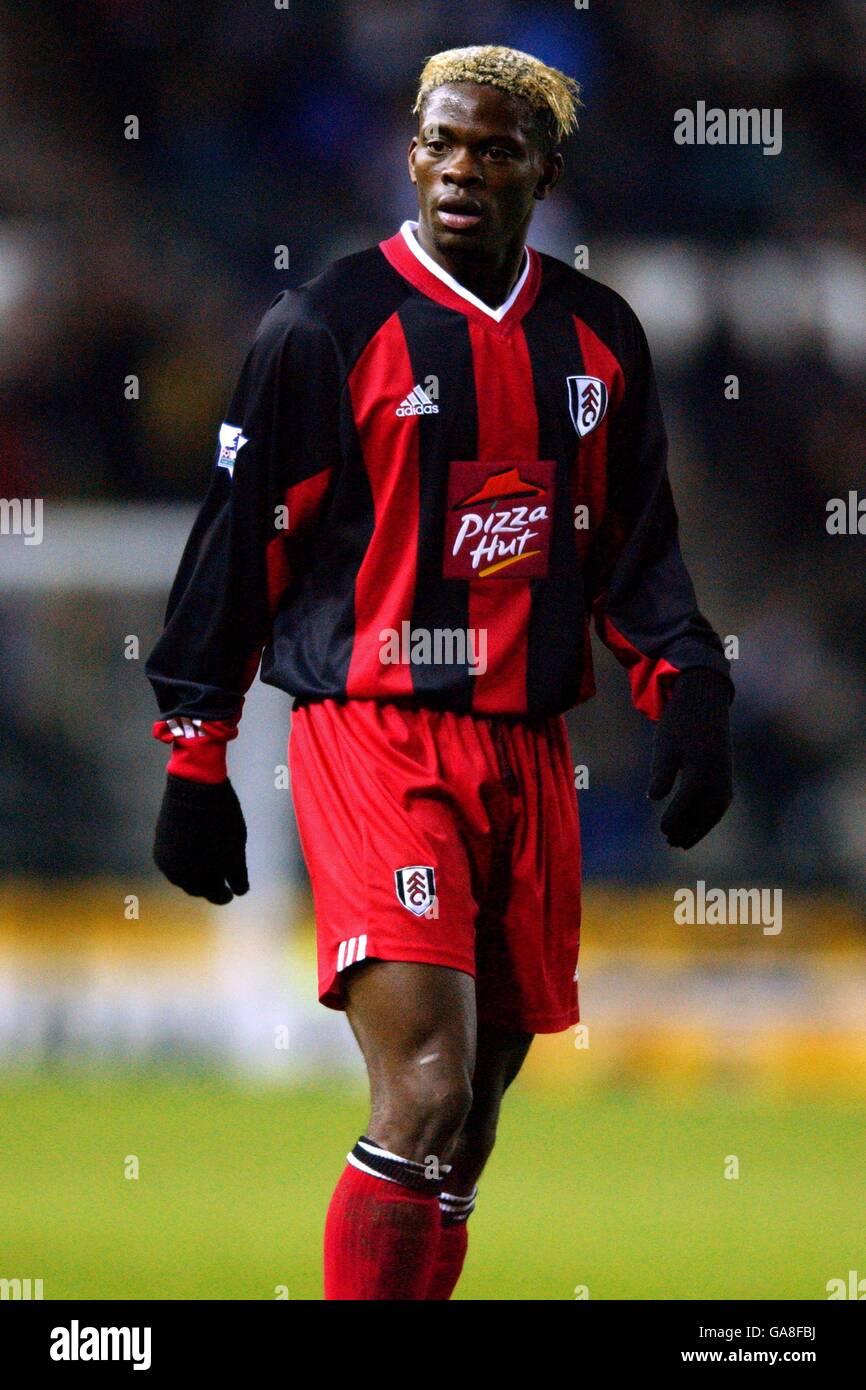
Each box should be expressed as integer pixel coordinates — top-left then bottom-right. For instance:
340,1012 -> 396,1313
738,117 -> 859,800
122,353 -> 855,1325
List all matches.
436,197 -> 484,231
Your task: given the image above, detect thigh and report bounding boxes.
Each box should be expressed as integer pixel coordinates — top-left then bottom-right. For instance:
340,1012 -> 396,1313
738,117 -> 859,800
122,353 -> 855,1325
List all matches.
345,959 -> 477,1092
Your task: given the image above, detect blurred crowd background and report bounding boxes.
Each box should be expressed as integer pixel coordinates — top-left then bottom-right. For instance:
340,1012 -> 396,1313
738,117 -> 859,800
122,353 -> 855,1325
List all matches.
1,0 -> 864,1301
2,0 -> 864,894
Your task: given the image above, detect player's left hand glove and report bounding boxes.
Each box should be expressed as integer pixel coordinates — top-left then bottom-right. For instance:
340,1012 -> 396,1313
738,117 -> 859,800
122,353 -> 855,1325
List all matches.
648,667 -> 733,849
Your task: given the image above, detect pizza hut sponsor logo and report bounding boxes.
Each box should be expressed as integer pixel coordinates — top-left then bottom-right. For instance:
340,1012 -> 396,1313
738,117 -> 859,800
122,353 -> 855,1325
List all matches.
443,460 -> 556,580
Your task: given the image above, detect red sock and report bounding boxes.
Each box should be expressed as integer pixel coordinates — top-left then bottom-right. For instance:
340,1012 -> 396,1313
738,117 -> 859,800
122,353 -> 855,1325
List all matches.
425,1219 -> 469,1300
323,1164 -> 441,1300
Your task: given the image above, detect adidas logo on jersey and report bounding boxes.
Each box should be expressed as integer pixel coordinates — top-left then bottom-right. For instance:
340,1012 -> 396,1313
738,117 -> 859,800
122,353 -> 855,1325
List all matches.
396,384 -> 439,416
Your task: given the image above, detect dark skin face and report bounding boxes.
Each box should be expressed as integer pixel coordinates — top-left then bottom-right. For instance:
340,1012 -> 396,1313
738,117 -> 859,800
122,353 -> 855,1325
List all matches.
408,82 -> 563,308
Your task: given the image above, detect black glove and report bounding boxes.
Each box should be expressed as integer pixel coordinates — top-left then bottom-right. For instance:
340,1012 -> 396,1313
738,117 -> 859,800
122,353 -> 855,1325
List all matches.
648,667 -> 733,850
153,774 -> 249,904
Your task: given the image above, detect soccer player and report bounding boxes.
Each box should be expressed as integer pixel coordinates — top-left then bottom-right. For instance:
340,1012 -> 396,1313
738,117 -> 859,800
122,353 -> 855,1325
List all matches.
147,45 -> 733,1300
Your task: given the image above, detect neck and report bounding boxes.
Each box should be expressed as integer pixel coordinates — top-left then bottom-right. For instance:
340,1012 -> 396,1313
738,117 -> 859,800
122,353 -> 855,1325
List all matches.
414,218 -> 528,309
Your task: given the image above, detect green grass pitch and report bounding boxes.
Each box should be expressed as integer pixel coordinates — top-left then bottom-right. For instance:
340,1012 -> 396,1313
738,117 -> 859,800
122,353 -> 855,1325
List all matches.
0,1072 -> 861,1300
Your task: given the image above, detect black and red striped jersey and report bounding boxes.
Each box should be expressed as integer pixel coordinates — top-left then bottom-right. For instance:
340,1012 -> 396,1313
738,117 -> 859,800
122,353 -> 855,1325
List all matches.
147,221 -> 730,781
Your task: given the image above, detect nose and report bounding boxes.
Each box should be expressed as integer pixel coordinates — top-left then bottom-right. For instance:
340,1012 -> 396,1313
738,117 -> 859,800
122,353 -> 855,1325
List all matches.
442,147 -> 483,188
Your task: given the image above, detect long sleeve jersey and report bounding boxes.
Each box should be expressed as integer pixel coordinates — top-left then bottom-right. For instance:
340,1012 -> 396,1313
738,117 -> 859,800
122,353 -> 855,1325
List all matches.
146,221 -> 730,781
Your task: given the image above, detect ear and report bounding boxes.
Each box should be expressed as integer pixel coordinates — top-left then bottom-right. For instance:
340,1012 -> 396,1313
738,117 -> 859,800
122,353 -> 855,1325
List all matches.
408,136 -> 419,187
533,151 -> 564,201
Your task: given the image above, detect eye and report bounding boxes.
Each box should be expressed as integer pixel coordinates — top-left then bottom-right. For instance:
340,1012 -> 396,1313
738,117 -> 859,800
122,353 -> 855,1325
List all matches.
485,146 -> 513,162
425,139 -> 448,155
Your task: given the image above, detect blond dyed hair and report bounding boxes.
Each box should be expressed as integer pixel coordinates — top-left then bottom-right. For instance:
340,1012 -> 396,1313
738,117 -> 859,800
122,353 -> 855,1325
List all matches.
413,45 -> 582,150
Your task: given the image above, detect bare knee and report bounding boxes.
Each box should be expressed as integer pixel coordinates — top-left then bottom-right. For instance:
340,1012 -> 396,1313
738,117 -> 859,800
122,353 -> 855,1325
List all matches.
343,960 -> 477,1167
369,1044 -> 473,1167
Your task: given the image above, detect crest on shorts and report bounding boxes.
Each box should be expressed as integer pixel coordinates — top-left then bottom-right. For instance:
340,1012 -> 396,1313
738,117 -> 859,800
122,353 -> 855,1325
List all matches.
395,865 -> 436,917
567,376 -> 608,437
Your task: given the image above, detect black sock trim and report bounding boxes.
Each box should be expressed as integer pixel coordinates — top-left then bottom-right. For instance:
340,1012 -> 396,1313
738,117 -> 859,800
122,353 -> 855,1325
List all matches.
348,1135 -> 446,1195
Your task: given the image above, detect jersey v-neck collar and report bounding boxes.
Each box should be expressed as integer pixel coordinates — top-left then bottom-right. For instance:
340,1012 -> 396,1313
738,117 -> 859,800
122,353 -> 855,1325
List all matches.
379,220 -> 542,336
400,220 -> 530,320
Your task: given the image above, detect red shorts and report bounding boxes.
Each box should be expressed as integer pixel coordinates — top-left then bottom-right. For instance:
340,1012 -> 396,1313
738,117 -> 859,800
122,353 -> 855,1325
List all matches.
288,699 -> 581,1034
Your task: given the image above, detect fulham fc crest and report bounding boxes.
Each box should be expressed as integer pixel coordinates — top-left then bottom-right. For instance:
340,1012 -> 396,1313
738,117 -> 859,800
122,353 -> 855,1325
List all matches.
395,865 -> 436,917
567,376 -> 608,437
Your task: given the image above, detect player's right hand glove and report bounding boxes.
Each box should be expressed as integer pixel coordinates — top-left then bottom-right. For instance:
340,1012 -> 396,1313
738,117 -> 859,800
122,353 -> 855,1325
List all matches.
153,774 -> 249,905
